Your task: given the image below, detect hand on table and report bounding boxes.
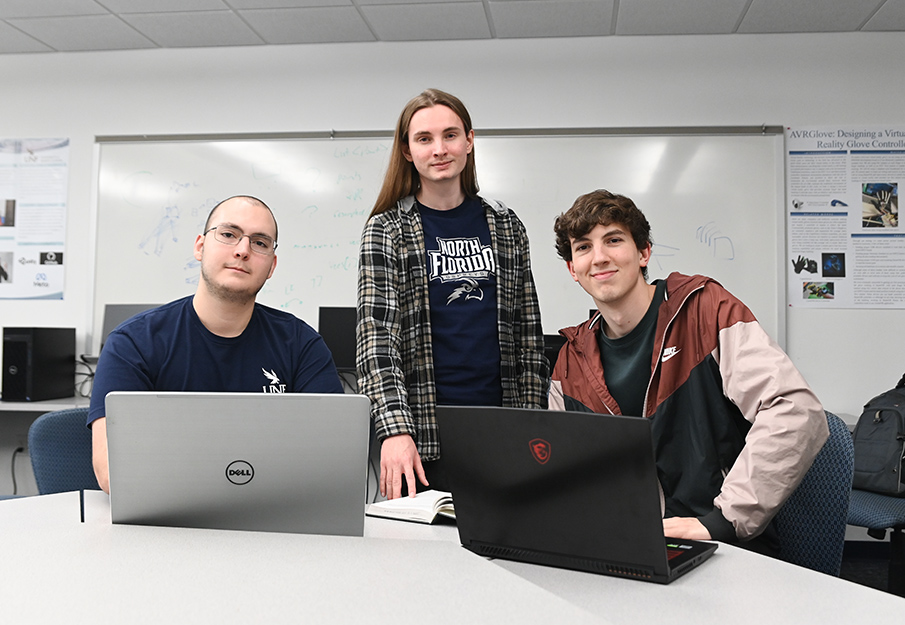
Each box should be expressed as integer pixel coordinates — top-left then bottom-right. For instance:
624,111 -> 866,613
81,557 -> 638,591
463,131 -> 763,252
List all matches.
663,516 -> 712,540
380,434 -> 428,500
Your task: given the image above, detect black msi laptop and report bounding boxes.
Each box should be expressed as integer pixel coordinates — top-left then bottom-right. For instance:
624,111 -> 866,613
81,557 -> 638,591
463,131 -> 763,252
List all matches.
435,406 -> 718,584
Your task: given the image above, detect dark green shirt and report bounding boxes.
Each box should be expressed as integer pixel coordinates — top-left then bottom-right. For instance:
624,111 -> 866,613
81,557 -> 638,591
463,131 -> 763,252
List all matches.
597,280 -> 666,417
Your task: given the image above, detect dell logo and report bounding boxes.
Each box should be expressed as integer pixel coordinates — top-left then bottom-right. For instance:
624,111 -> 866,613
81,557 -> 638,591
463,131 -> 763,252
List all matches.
226,460 -> 254,485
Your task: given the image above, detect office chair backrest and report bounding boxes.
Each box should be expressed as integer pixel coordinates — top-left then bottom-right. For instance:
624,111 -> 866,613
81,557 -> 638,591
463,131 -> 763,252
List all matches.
773,411 -> 854,576
847,477 -> 905,597
28,407 -> 101,494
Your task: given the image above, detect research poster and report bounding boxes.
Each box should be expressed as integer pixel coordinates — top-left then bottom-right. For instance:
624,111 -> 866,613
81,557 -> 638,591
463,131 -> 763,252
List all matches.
0,138 -> 69,300
786,126 -> 903,308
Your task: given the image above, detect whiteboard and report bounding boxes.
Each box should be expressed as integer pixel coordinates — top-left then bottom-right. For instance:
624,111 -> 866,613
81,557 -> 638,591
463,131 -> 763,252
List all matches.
93,130 -> 783,349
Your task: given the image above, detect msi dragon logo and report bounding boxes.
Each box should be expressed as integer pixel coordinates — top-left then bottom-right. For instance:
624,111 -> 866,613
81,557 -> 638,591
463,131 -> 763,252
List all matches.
529,438 -> 551,465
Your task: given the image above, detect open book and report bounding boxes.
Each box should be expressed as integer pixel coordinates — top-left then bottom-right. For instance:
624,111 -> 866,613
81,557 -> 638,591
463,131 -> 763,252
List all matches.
365,490 -> 455,524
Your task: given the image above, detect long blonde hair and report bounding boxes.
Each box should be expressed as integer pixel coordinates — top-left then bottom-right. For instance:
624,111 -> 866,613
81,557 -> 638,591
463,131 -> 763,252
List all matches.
369,89 -> 479,219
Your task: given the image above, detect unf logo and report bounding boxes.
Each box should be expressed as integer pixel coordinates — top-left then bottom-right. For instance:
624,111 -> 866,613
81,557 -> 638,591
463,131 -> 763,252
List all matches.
226,460 -> 254,485
529,438 -> 551,465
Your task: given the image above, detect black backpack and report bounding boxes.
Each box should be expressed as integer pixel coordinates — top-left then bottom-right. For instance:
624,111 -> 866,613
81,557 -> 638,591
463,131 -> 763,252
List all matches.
852,377 -> 905,497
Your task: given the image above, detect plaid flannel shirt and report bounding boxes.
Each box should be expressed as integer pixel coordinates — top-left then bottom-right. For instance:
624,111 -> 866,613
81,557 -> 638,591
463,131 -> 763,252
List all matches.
356,195 -> 549,461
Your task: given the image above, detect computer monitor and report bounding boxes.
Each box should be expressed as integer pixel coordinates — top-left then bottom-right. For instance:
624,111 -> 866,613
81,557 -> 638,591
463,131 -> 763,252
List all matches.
100,304 -> 159,352
318,307 -> 357,371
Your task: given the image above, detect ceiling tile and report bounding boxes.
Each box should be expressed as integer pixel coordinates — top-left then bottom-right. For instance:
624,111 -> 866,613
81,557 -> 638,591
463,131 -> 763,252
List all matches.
0,0 -> 900,55
0,0 -> 106,19
101,0 -> 231,13
490,0 -> 613,38
240,7 -> 375,43
864,0 -> 905,31
7,15 -> 155,51
357,0 -> 454,5
361,2 -> 491,40
0,21 -> 53,53
229,0 -> 353,7
120,11 -> 264,47
739,0 -> 876,33
616,0 -> 749,35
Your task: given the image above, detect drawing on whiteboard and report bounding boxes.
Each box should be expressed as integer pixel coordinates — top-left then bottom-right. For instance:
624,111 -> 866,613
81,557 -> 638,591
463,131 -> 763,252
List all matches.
122,171 -> 154,208
333,144 -> 389,158
333,207 -> 366,219
280,298 -> 304,310
649,243 -> 679,272
139,204 -> 180,256
337,172 -> 362,183
329,256 -> 353,272
183,257 -> 200,286
696,222 -> 735,260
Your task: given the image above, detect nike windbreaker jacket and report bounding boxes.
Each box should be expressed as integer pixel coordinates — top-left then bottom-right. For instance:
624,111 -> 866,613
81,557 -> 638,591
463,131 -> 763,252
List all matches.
549,272 -> 829,542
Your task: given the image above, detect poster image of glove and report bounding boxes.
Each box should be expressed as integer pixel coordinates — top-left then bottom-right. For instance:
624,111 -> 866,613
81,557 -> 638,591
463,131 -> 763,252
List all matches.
792,255 -> 818,274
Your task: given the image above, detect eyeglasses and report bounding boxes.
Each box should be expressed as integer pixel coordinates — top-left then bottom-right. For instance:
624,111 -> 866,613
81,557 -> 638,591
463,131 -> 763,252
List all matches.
203,225 -> 277,255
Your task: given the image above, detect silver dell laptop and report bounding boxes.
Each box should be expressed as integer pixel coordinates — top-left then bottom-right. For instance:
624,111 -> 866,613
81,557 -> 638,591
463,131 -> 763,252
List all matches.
105,391 -> 370,536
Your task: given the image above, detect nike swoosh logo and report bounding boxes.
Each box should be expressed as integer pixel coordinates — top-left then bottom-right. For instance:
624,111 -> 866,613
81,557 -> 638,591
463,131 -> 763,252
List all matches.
661,347 -> 680,363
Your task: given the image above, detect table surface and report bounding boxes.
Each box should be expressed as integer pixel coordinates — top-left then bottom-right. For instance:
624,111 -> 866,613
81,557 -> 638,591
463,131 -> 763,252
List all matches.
1,491 -> 902,624
0,396 -> 87,412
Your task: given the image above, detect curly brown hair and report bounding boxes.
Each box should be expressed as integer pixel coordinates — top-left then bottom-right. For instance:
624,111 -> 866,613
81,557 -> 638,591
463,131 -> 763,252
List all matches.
553,189 -> 652,279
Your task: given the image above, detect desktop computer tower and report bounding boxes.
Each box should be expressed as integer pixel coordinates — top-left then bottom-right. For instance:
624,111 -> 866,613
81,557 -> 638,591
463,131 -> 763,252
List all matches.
2,327 -> 75,401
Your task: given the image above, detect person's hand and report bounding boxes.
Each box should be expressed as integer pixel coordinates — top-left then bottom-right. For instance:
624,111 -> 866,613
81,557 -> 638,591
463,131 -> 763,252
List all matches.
877,189 -> 892,212
380,434 -> 428,500
662,516 -> 711,540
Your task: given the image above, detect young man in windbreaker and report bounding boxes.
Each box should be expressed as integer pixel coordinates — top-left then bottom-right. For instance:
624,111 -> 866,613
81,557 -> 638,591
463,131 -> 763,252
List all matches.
550,189 -> 828,554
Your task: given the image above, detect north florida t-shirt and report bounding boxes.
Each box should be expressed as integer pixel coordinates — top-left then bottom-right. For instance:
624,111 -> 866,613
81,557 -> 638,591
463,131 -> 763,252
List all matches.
419,197 -> 503,406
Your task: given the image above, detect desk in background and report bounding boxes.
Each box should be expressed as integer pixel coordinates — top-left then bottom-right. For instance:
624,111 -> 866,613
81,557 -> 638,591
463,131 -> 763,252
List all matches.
0,491 -> 900,624
0,397 -> 87,496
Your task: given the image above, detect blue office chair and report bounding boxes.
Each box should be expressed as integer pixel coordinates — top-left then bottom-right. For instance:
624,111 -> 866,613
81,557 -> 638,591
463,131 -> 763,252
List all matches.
28,407 -> 101,495
847,487 -> 905,597
772,411 -> 854,576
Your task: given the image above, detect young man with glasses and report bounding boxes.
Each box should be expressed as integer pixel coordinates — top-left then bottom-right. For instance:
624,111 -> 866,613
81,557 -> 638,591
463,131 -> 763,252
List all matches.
88,195 -> 342,492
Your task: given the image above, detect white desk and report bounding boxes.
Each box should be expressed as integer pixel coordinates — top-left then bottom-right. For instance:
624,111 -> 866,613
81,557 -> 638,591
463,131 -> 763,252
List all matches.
0,397 -> 86,412
4,492 -> 606,625
3,491 -> 902,624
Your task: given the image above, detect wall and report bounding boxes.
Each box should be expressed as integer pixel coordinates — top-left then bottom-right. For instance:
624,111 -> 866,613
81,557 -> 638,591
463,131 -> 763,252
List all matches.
0,32 -> 902,421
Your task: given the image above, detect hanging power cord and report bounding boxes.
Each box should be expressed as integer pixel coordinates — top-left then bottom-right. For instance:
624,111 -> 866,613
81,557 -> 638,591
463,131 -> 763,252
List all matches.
10,446 -> 24,496
75,356 -> 95,398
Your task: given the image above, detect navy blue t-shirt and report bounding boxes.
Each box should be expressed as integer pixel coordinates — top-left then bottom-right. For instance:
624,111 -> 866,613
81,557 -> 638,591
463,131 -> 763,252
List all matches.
419,197 -> 503,406
87,296 -> 343,426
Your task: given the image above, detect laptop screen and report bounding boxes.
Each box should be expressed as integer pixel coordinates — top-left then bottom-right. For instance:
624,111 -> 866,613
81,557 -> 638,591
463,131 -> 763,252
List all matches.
106,391 -> 371,536
436,405 -> 717,583
318,307 -> 357,371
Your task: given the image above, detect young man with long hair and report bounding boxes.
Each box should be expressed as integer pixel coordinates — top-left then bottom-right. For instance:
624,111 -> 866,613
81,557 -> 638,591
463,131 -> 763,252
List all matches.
357,89 -> 549,500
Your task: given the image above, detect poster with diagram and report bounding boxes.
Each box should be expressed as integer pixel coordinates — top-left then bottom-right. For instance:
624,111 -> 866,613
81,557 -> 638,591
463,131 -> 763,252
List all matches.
786,126 -> 903,308
0,138 -> 69,300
